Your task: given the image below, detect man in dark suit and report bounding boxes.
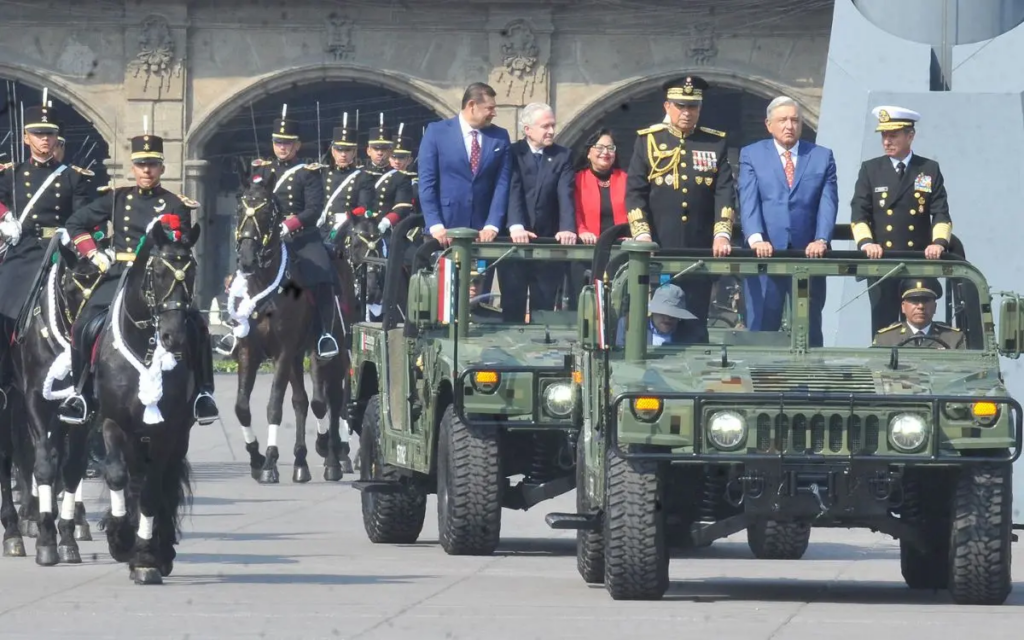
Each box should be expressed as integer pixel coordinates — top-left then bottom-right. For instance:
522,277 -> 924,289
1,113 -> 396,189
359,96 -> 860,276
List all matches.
850,105 -> 952,334
418,82 -> 511,245
739,96 -> 838,347
499,102 -> 576,321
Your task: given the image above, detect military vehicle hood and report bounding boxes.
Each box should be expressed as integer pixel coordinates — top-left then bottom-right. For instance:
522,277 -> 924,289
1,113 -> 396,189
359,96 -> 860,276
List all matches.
446,327 -> 575,368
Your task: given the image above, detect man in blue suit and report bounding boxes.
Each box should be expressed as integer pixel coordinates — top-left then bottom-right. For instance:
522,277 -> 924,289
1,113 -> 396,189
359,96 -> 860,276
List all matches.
500,102 -> 577,321
418,82 -> 511,245
738,96 -> 838,347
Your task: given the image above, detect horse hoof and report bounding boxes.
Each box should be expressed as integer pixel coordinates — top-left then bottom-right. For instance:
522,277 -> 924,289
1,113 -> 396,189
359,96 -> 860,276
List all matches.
3,537 -> 25,557
35,545 -> 59,567
133,567 -> 163,585
292,465 -> 311,484
341,456 -> 354,475
19,519 -> 38,539
159,561 -> 173,577
315,433 -> 329,458
58,545 -> 81,564
75,523 -> 93,542
249,466 -> 262,481
323,465 -> 343,482
258,467 -> 279,484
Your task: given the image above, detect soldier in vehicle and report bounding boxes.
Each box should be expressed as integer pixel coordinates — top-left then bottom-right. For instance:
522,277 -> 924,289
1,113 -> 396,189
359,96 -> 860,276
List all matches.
615,284 -> 708,346
364,118 -> 414,236
319,112 -> 372,236
57,131 -> 220,425
872,277 -> 965,349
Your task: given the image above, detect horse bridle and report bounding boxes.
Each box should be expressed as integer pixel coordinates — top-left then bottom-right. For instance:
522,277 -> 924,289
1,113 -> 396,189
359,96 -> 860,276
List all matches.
345,227 -> 385,302
61,268 -> 103,326
235,196 -> 280,269
124,250 -> 196,330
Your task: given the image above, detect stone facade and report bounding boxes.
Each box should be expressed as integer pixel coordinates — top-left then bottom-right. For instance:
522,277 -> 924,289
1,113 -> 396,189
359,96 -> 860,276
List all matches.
0,0 -> 832,303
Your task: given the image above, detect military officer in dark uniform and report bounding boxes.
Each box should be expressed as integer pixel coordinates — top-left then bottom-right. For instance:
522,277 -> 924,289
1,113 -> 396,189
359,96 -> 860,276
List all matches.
389,125 -> 419,215
625,75 -> 737,327
0,100 -> 95,389
318,112 -> 373,237
872,278 -> 965,349
244,105 -> 340,360
57,132 -> 220,425
851,106 -> 953,334
361,116 -> 414,236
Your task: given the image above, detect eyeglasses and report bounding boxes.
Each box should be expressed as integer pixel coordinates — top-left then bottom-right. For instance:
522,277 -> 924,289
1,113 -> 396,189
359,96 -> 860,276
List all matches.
592,144 -> 616,154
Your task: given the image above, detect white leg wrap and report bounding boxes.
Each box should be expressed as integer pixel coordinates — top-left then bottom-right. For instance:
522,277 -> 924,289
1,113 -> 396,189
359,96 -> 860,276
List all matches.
38,484 -> 53,514
110,489 -> 127,517
60,491 -> 76,520
339,419 -> 350,443
268,424 -> 278,448
31,475 -> 38,497
316,419 -> 328,435
74,482 -> 84,503
241,426 -> 256,444
137,515 -> 154,540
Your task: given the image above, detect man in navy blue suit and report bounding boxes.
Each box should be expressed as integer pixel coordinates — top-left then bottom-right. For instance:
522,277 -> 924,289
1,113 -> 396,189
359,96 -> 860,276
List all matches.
739,96 -> 838,347
499,102 -> 577,321
418,82 -> 511,246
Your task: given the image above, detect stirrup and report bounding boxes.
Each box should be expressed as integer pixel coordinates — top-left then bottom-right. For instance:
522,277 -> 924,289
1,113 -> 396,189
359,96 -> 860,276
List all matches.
58,395 -> 89,426
193,392 -> 219,426
214,333 -> 237,356
316,333 -> 339,359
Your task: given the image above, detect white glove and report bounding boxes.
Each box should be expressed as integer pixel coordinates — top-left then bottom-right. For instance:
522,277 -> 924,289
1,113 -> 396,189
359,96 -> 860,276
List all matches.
333,213 -> 348,228
279,222 -> 291,238
377,217 -> 392,234
90,250 -> 111,273
0,215 -> 22,246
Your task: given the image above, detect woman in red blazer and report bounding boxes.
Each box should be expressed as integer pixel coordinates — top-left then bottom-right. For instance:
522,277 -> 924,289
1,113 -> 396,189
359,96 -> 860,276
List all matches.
574,127 -> 628,243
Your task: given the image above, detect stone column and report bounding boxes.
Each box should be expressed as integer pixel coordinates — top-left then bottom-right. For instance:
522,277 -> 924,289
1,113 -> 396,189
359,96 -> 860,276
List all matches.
184,159 -> 215,308
486,10 -> 554,140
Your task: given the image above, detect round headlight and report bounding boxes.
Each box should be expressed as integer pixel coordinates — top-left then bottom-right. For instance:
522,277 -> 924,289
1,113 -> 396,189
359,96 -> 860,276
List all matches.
707,411 -> 747,450
889,413 -> 929,452
543,382 -> 574,418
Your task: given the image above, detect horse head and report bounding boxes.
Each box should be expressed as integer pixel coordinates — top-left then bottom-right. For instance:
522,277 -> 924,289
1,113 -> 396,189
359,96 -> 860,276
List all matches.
234,183 -> 282,275
341,212 -> 385,306
131,216 -> 201,354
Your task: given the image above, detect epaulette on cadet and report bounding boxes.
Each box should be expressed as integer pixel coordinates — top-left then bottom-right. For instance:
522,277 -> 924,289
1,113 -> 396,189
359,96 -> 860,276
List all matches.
877,322 -> 902,334
699,126 -> 726,137
934,321 -> 960,332
178,194 -> 200,209
0,161 -> 12,171
304,163 -> 323,170
636,123 -> 667,136
70,165 -> 95,177
400,169 -> 417,176
251,159 -> 271,168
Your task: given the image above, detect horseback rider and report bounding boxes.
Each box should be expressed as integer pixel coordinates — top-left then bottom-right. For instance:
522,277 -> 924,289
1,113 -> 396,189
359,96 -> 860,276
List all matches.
363,116 -> 415,236
318,112 -> 373,239
225,105 -> 342,360
56,131 -> 219,426
0,97 -> 96,392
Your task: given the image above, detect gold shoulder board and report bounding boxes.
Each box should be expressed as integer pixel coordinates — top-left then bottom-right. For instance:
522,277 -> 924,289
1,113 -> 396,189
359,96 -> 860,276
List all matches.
0,162 -> 13,171
304,163 -> 323,170
636,123 -> 667,136
251,159 -> 270,168
96,184 -> 113,193
934,322 -> 960,332
178,194 -> 200,209
877,322 -> 902,334
71,165 -> 95,177
699,126 -> 726,137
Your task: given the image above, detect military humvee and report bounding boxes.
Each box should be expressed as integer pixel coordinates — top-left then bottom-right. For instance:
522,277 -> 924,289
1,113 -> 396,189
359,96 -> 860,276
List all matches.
349,216 -> 602,556
549,225 -> 1023,604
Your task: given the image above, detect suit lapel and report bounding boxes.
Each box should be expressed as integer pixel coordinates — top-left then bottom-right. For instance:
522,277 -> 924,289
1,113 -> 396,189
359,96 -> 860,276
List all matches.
789,140 -> 810,190
764,140 -> 789,190
450,118 -> 473,177
474,127 -> 494,181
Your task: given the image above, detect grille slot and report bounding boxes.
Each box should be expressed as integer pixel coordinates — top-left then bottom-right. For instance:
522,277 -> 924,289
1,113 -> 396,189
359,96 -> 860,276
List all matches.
749,365 -> 877,393
750,411 -> 888,454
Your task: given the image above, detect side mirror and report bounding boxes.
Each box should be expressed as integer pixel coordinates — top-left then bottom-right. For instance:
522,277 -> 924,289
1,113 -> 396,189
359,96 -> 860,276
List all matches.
997,294 -> 1023,358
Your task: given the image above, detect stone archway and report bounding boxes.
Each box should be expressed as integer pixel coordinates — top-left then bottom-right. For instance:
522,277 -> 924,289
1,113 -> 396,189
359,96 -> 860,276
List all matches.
0,63 -> 114,147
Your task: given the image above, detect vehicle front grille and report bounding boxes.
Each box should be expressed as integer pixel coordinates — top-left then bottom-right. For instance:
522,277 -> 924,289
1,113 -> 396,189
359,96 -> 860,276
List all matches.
749,365 -> 877,394
754,412 -> 881,455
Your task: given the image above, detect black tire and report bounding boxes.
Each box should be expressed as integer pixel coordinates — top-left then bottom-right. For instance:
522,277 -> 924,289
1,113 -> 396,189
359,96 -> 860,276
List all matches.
436,405 -> 502,556
948,462 -> 1013,605
603,446 -> 668,600
359,395 -> 427,544
747,521 -> 811,560
899,474 -> 951,590
576,440 -> 604,584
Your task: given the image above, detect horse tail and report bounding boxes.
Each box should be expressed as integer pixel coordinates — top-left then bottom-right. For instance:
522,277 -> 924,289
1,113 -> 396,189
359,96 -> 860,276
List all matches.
164,453 -> 193,538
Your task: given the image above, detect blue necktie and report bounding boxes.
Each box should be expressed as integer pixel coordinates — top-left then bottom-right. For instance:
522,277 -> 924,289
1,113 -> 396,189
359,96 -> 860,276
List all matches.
534,151 -> 543,168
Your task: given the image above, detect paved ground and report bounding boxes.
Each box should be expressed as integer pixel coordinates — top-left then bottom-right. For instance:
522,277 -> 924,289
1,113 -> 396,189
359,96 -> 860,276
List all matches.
2,373 -> 1023,639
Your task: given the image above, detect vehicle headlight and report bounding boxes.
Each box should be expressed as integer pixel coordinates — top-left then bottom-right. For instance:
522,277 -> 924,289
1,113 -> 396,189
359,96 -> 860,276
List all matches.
543,382 -> 573,418
889,413 -> 929,452
707,411 -> 747,451
942,402 -> 971,421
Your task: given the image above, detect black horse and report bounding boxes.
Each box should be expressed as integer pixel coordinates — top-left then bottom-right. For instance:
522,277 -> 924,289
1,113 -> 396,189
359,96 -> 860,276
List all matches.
1,239 -> 102,563
332,213 -> 386,323
92,222 -> 200,584
228,183 -> 352,483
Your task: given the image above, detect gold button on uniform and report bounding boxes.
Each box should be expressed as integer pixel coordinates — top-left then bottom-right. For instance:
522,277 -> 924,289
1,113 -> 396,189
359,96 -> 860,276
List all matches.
681,216 -> 688,222
682,188 -> 688,194
886,241 -> 893,248
908,225 -> 914,231
886,225 -> 892,231
886,209 -> 893,216
682,202 -> 688,208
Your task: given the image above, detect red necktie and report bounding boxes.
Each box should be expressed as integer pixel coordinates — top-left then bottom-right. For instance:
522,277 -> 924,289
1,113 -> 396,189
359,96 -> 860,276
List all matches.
784,150 -> 795,188
470,130 -> 481,175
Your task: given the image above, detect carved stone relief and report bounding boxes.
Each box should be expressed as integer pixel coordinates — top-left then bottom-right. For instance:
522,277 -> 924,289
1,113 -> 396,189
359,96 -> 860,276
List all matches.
490,19 -> 548,105
125,14 -> 184,100
55,37 -> 98,79
325,13 -> 355,62
687,21 -> 718,65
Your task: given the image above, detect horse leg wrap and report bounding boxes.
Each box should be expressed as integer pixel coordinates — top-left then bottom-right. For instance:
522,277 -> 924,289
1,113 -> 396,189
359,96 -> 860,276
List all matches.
110,489 -> 127,518
137,515 -> 154,540
37,484 -> 52,514
268,424 -> 278,448
240,426 -> 256,444
60,491 -> 76,520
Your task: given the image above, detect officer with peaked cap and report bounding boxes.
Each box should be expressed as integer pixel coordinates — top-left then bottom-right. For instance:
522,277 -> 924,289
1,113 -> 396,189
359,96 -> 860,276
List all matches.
852,105 -> 953,334
240,105 -> 342,361
372,121 -> 415,235
624,75 -> 737,328
318,112 -> 373,237
871,277 -> 965,349
0,95 -> 97,390
390,126 -> 419,215
58,128 -> 220,426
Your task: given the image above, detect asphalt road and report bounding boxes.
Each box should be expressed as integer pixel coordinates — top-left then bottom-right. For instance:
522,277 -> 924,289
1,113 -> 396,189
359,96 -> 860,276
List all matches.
2,373 -> 1022,639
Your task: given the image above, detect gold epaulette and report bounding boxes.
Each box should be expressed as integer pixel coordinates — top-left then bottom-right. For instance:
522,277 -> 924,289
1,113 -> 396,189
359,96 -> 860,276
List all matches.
304,163 -> 323,170
251,159 -> 271,168
178,194 -> 200,209
70,165 -> 95,177
699,126 -> 726,137
934,322 -> 960,332
400,170 -> 418,177
0,162 -> 12,171
877,322 -> 902,334
636,123 -> 667,136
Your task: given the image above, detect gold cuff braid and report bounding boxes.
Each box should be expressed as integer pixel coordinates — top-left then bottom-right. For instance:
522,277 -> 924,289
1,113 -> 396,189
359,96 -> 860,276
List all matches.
851,222 -> 873,244
932,222 -> 952,242
713,221 -> 732,237
627,208 -> 651,237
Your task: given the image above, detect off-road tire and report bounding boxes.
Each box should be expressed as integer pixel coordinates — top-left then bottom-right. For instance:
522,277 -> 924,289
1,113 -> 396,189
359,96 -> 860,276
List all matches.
899,473 -> 951,590
747,521 -> 811,560
576,441 -> 604,584
603,446 -> 668,600
359,395 -> 427,544
948,462 -> 1013,605
437,405 -> 502,556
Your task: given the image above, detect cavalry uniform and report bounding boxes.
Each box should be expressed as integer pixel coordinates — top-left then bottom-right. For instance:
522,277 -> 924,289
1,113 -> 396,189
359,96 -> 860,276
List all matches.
58,133 -> 219,425
871,278 -> 965,350
320,116 -> 373,234
851,106 -> 953,334
391,129 -> 419,215
362,121 -> 414,232
249,112 -> 340,359
624,76 -> 736,327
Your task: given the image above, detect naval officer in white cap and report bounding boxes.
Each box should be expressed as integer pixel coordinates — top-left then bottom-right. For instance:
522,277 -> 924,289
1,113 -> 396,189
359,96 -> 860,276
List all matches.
849,105 -> 953,334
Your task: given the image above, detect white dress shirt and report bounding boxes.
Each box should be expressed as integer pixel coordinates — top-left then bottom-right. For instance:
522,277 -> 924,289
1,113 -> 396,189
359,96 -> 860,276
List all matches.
430,113 -> 498,235
890,151 -> 913,172
747,140 -> 824,247
906,320 -> 931,335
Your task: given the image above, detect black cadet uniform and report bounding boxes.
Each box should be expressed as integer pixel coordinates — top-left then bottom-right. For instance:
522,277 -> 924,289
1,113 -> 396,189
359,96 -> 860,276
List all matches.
58,133 -> 219,426
393,131 -> 419,212
625,76 -> 736,328
871,278 -> 965,350
362,120 -> 414,230
851,106 -> 953,334
320,115 -> 373,238
249,113 -> 340,359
